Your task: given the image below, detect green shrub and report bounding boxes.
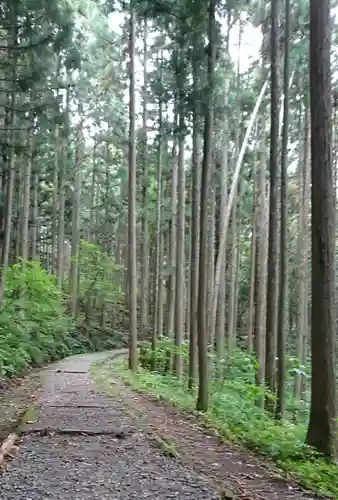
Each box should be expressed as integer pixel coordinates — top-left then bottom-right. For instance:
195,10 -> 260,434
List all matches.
0,260 -> 125,380
0,261 -> 72,377
129,339 -> 337,497
76,240 -> 126,326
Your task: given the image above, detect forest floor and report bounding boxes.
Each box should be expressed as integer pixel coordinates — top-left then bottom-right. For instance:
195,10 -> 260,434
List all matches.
0,350 -> 331,500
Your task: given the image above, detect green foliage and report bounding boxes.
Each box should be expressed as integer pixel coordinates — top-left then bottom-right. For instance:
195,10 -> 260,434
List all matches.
139,337 -> 189,374
77,240 -> 126,326
0,260 -> 125,380
123,340 -> 337,498
0,261 -> 73,377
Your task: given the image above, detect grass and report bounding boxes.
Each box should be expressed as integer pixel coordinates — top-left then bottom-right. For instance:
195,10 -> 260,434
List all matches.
94,348 -> 338,499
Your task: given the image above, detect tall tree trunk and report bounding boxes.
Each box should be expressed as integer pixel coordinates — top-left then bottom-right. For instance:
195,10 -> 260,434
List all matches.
101,142 -> 110,328
89,141 -> 97,242
57,86 -> 70,288
15,160 -> 23,262
188,90 -> 201,388
166,104 -> 178,337
276,0 -> 290,420
301,106 -> 311,399
157,230 -> 165,339
197,0 -> 216,412
21,131 -> 33,261
69,118 -> 83,317
52,125 -> 59,272
233,182 -> 242,337
215,17 -> 230,368
228,19 -> 243,353
0,12 -> 17,307
185,172 -> 192,341
228,52 -> 241,354
128,6 -> 138,372
306,0 -> 336,460
153,78 -> 164,366
31,171 -> 39,260
247,151 -> 258,354
228,201 -> 238,354
254,115 -> 268,393
174,57 -> 185,378
140,19 -> 149,340
265,0 -> 280,410
207,163 -> 215,346
294,99 -> 310,401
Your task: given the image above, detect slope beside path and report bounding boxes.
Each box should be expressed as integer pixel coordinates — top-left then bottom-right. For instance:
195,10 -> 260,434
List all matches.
0,350 -> 330,499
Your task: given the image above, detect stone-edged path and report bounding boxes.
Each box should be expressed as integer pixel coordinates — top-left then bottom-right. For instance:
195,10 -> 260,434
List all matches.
0,351 -> 220,499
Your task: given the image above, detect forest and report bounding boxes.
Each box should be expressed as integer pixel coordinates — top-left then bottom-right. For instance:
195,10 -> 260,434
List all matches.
0,0 -> 337,496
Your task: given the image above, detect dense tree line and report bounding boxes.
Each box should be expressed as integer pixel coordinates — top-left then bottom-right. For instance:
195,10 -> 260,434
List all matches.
0,0 -> 337,480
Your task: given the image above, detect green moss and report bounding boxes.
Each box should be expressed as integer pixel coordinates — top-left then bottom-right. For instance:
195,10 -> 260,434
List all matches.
151,432 -> 180,458
17,406 -> 39,429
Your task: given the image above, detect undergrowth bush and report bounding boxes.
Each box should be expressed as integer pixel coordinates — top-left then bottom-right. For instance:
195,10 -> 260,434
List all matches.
121,338 -> 337,497
76,240 -> 126,328
0,261 -> 125,380
139,338 -> 311,459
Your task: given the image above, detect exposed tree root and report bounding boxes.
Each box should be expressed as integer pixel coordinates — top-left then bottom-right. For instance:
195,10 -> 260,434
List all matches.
21,427 -> 131,439
46,404 -> 114,409
55,370 -> 87,374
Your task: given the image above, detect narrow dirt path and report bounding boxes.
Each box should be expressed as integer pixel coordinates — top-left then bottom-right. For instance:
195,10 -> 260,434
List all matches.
0,351 -> 220,500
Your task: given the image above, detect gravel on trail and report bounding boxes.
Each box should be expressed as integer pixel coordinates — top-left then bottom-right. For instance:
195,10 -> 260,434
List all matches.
0,351 -> 221,500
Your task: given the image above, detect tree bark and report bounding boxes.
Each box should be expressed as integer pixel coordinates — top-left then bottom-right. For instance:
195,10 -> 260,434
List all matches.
275,0 -> 290,420
188,80 -> 201,388
197,0 -> 216,412
128,6 -> 138,372
69,117 -> 83,318
174,59 -> 185,378
265,0 -> 280,411
306,0 -> 336,460
140,19 -> 150,340
153,77 -> 164,367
